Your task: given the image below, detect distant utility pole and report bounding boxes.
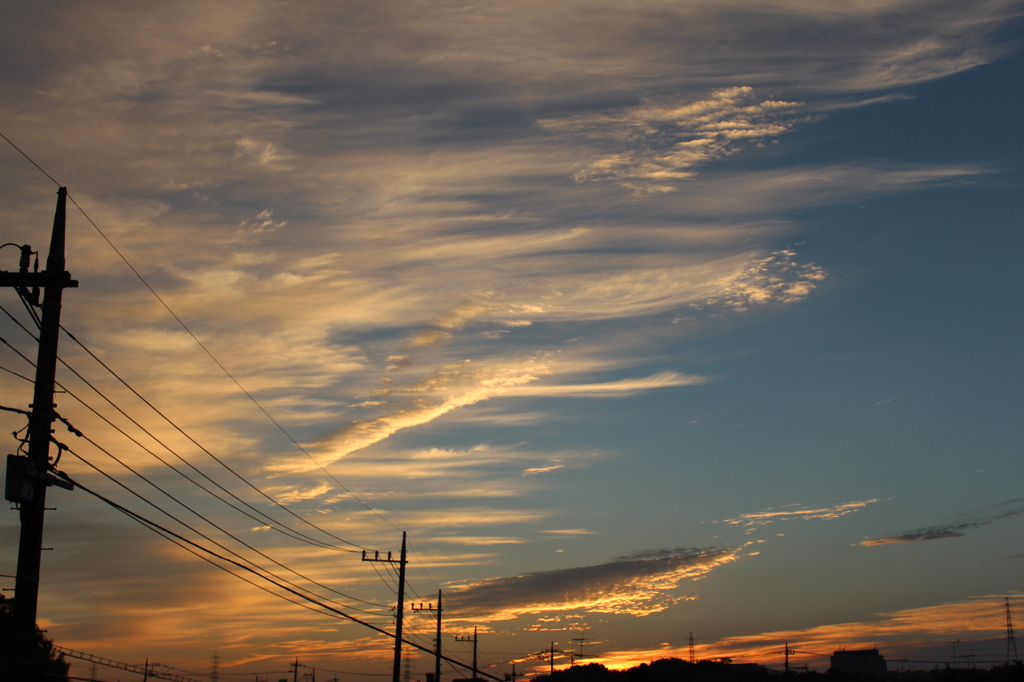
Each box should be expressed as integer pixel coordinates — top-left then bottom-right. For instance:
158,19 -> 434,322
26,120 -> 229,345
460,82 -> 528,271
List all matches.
688,632 -> 695,665
536,642 -> 560,675
363,532 -> 408,682
291,658 -> 300,682
1,187 -> 78,679
411,590 -> 443,682
455,627 -> 478,680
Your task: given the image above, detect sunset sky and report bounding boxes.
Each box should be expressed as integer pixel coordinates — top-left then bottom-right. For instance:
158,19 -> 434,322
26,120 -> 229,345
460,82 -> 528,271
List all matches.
1,1 -> 1022,679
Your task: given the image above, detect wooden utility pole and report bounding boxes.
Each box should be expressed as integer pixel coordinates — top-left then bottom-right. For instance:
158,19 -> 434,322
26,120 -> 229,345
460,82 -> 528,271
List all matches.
412,590 -> 443,682
363,532 -> 408,682
1,187 -> 77,678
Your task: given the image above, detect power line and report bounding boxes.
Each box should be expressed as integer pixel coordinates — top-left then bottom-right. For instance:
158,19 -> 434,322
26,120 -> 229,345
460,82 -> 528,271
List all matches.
54,647 -> 204,682
4,317 -> 401,612
0,130 -> 398,533
57,346 -> 361,553
60,442 -> 385,614
8,308 -> 435,614
61,379 -> 357,555
0,363 -> 33,383
0,331 -> 37,369
2,299 -> 357,553
59,323 -> 368,551
406,539 -> 441,593
55,468 -> 501,681
70,189 -> 400,532
62,461 -> 380,625
0,131 -> 62,186
1,131 -> 445,625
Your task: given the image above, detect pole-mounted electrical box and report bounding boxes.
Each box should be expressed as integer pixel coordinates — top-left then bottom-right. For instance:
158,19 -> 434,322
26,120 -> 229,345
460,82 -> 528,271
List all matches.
5,453 -> 36,503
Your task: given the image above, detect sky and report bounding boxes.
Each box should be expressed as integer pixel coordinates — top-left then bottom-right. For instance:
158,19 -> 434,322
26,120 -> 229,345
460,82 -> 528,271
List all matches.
1,0 -> 1022,679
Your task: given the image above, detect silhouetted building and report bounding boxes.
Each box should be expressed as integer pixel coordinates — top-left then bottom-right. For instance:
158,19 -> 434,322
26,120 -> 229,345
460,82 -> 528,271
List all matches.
829,649 -> 887,678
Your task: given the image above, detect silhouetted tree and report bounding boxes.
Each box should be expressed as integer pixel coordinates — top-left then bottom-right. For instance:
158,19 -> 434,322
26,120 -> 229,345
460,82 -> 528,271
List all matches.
0,594 -> 70,681
531,657 -> 1024,682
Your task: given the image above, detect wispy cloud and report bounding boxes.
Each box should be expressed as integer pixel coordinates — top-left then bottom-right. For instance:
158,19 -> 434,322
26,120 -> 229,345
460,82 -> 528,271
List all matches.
860,498 -> 1024,546
1,0 -> 1019,674
719,499 -> 879,528
542,87 -> 805,193
444,546 -> 745,621
660,162 -> 990,217
433,536 -> 527,546
307,362 -> 705,465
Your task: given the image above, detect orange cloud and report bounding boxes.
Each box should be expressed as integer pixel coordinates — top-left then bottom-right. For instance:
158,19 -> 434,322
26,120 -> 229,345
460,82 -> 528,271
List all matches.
719,499 -> 879,528
588,594 -> 1019,671
444,547 -> 744,622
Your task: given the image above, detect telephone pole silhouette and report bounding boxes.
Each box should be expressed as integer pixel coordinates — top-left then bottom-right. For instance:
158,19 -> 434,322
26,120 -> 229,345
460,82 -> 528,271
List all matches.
455,627 -> 478,680
412,590 -> 443,682
1,187 -> 78,680
536,642 -> 562,675
769,642 -> 795,674
363,532 -> 408,682
688,632 -> 695,665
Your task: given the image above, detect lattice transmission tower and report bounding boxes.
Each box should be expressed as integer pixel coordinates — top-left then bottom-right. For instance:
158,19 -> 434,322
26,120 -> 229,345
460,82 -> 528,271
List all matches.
1006,597 -> 1019,664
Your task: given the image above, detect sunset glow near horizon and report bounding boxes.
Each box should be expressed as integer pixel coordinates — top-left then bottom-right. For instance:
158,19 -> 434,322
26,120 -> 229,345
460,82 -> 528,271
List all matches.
1,1 -> 1022,679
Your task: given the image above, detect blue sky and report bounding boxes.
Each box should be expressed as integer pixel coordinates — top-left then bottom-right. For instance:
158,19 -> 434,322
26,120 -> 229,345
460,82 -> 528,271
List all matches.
1,1 -> 1022,677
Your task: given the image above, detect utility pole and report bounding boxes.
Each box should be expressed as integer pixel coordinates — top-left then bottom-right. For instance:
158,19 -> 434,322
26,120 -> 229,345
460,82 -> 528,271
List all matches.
291,658 -> 300,682
455,627 -> 478,680
412,590 -> 443,682
688,632 -> 695,664
536,642 -> 560,675
784,642 -> 790,675
1,187 -> 78,679
363,532 -> 408,682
